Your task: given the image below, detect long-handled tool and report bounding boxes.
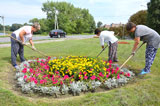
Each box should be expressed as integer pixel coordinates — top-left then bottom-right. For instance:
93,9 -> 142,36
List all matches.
9,35 -> 49,57
119,42 -> 145,69
96,45 -> 108,58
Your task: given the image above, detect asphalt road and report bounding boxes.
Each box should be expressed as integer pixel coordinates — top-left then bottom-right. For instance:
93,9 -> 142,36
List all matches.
0,35 -> 94,43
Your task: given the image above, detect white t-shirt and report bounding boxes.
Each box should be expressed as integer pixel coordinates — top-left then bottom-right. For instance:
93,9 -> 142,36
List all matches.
99,31 -> 118,46
13,26 -> 33,42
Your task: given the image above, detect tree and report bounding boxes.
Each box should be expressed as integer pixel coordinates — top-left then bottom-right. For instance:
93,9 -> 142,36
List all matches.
97,21 -> 103,28
42,1 -> 95,34
10,24 -> 22,31
29,18 -> 50,34
147,0 -> 160,34
129,10 -> 147,25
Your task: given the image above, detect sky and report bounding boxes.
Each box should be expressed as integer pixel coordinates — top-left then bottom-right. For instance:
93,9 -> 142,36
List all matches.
0,0 -> 150,26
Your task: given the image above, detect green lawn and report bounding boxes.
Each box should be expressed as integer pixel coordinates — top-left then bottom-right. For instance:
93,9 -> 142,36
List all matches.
0,38 -> 160,106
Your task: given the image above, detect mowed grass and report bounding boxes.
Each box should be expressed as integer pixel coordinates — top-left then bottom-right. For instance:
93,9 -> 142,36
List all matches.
0,38 -> 160,106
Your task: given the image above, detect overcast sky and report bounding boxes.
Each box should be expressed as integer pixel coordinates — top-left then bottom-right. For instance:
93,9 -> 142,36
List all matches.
0,0 -> 150,26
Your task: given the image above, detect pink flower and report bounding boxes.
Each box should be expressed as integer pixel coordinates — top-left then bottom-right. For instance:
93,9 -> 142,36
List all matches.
116,67 -> 119,71
40,80 -> 44,84
97,77 -> 100,80
109,60 -> 112,63
60,81 -> 63,85
83,72 -> 87,75
36,73 -> 40,77
90,75 -> 96,80
48,56 -> 51,60
99,72 -> 104,77
106,74 -> 109,78
120,72 -> 124,75
84,76 -> 88,80
79,72 -> 82,75
106,68 -> 110,72
55,71 -> 59,74
22,68 -> 27,73
117,74 -> 120,79
42,75 -> 47,78
34,79 -> 38,84
64,75 -> 69,80
40,63 -> 44,67
52,80 -> 58,84
127,73 -> 131,77
44,65 -> 49,70
24,75 -> 27,79
44,79 -> 47,83
29,68 -> 33,73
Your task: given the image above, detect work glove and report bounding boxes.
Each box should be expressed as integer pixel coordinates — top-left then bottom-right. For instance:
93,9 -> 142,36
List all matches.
32,46 -> 36,50
131,51 -> 135,56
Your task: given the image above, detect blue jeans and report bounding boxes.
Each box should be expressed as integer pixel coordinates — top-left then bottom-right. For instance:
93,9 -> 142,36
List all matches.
144,45 -> 157,72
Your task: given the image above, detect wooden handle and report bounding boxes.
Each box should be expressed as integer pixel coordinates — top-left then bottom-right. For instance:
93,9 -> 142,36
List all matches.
9,35 -> 49,57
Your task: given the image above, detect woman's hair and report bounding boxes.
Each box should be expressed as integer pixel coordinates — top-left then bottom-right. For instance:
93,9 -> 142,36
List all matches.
32,22 -> 40,30
126,22 -> 136,31
94,28 -> 101,34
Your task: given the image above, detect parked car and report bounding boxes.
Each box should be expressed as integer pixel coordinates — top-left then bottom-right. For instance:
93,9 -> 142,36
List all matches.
49,29 -> 66,38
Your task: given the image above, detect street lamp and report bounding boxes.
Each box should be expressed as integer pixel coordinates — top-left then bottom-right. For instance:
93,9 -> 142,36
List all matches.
0,16 -> 5,35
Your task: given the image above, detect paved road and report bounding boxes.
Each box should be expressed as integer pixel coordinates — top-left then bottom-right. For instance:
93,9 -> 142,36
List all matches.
0,35 -> 95,48
0,35 -> 94,43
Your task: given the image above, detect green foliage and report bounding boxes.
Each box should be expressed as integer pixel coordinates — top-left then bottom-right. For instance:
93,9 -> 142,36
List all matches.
10,23 -> 23,31
109,26 -> 130,39
42,1 -> 96,34
147,0 -> 160,34
129,10 -> 147,25
29,18 -> 50,34
97,21 -> 103,28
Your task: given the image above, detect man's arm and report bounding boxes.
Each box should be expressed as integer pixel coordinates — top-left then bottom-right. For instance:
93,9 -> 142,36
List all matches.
19,30 -> 26,43
132,37 -> 140,52
29,39 -> 34,47
29,39 -> 36,50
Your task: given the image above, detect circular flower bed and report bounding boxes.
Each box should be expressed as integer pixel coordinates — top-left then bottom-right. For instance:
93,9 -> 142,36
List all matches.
15,56 -> 135,97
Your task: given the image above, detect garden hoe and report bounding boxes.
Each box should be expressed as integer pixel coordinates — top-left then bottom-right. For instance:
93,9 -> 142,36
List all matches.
96,45 -> 108,58
119,42 -> 145,69
9,35 -> 49,57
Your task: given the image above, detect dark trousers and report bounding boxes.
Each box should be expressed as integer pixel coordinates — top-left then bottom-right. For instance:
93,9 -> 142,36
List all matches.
11,33 -> 25,66
108,41 -> 118,62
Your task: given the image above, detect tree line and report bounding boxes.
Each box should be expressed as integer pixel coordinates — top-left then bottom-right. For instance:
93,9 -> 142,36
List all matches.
0,0 -> 159,36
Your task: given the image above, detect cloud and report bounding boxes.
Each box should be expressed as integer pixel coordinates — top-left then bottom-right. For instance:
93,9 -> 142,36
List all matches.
0,1 -> 46,25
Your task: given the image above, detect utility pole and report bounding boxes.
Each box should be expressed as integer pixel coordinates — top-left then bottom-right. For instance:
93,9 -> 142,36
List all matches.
0,16 -> 5,35
54,8 -> 59,30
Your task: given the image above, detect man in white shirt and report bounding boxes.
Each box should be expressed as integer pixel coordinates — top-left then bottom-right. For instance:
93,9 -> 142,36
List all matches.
95,29 -> 118,62
11,22 -> 40,69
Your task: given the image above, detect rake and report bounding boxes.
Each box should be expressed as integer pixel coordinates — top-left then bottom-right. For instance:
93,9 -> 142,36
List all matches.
9,35 -> 49,57
119,42 -> 145,69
